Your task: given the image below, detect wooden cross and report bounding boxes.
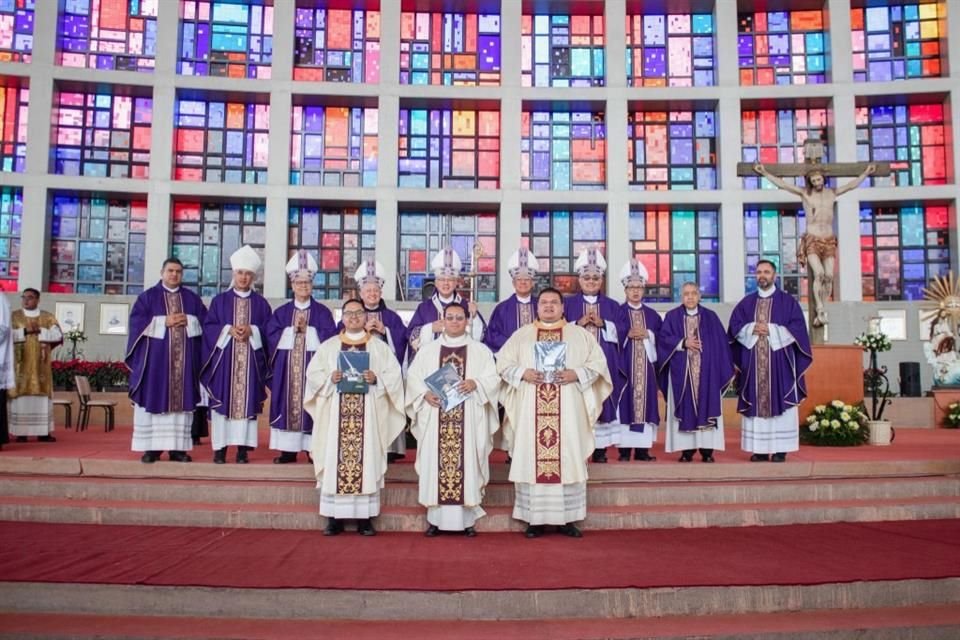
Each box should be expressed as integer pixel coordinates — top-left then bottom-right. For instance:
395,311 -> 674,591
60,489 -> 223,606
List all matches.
736,137 -> 891,178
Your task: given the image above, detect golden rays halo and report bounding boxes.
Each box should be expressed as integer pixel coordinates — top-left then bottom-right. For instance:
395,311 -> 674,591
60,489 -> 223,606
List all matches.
922,272 -> 960,338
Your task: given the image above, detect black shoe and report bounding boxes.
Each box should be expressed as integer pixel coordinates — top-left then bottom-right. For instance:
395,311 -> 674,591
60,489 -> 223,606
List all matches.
524,525 -> 542,539
358,519 -> 376,536
386,452 -> 405,463
169,451 -> 192,462
15,436 -> 26,443
701,455 -> 715,463
236,447 -> 249,464
591,448 -> 608,463
617,448 -> 631,462
679,451 -> 694,463
634,448 -> 656,461
38,435 -> 56,442
323,518 -> 343,536
771,452 -> 787,463
273,451 -> 297,464
750,454 -> 770,462
213,448 -> 226,464
140,452 -> 160,464
424,525 -> 440,537
558,523 -> 583,538
464,526 -> 477,537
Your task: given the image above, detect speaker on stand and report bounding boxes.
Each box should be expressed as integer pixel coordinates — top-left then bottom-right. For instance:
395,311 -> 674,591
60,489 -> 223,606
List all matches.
899,362 -> 921,397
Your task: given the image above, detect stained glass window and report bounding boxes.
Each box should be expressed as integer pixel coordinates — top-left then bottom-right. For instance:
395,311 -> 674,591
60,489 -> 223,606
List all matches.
521,109 -> 605,191
293,5 -> 379,83
52,88 -> 152,178
855,103 -> 947,187
744,206 -> 807,298
0,78 -> 27,172
741,106 -> 830,189
852,3 -> 942,82
398,211 -> 498,302
288,205 -> 376,299
170,200 -> 266,297
628,108 -> 716,190
57,0 -> 157,71
0,0 -> 34,63
48,194 -> 146,295
520,209 -> 605,296
179,0 -> 272,79
628,208 -> 720,301
397,107 -> 500,189
0,186 -> 21,291
626,12 -> 714,87
399,11 -> 500,86
521,12 -> 604,87
738,10 -> 827,85
860,203 -> 950,300
174,97 -> 269,184
291,105 -> 377,187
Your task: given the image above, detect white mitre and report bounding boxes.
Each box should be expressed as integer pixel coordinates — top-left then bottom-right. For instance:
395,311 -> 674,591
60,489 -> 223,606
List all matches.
574,247 -> 606,275
354,259 -> 386,288
286,249 -> 318,281
230,245 -> 262,274
507,248 -> 539,279
619,258 -> 649,286
431,247 -> 462,278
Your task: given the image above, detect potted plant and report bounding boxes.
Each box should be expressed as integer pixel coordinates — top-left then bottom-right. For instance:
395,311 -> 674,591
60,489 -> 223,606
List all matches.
61,328 -> 87,360
801,401 -> 870,446
945,402 -> 960,429
854,330 -> 894,445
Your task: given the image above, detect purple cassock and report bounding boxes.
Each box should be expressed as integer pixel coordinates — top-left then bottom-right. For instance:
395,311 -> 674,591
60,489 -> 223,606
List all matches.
616,303 -> 664,432
126,282 -> 207,413
407,292 -> 486,360
337,300 -> 408,365
727,289 -> 812,418
200,290 -> 273,419
266,300 -> 337,432
563,293 -> 625,423
483,294 -> 537,353
657,305 -> 735,432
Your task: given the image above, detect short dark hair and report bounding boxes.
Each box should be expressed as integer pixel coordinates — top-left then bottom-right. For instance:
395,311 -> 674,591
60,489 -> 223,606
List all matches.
538,287 -> 563,303
341,298 -> 364,312
22,287 -> 40,298
756,259 -> 778,272
162,257 -> 184,269
444,301 -> 468,318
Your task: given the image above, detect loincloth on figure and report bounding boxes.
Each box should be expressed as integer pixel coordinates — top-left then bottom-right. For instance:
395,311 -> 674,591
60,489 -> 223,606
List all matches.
797,233 -> 837,267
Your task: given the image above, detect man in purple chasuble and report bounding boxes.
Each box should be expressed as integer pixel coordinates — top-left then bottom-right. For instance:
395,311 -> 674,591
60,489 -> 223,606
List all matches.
266,251 -> 337,464
484,248 -> 539,354
562,248 -> 625,464
614,259 -> 664,462
728,260 -> 812,462
200,246 -> 272,464
126,258 -> 206,463
658,282 -> 735,463
407,248 -> 486,362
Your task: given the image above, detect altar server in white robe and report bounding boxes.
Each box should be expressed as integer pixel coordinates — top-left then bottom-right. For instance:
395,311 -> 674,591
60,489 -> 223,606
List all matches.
305,298 -> 405,536
407,301 -> 500,537
497,287 -> 612,538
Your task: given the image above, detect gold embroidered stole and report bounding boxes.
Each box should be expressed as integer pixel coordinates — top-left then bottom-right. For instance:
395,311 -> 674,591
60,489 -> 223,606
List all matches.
437,345 -> 467,505
10,310 -> 57,398
366,310 -> 387,345
629,308 -> 649,424
535,327 -> 562,483
754,297 -> 773,418
285,307 -> 309,431
517,301 -> 533,327
229,296 -> 251,419
684,314 -> 702,408
164,291 -> 186,411
336,342 -> 366,495
584,301 -> 600,341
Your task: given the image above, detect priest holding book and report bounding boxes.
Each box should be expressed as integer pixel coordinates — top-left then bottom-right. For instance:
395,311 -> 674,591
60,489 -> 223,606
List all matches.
406,301 -> 500,537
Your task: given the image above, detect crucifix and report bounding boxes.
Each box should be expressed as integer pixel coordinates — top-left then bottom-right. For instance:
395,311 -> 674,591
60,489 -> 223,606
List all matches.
736,137 -> 891,344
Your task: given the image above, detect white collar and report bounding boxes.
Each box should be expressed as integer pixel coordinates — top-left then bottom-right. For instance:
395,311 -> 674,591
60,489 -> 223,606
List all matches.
539,319 -> 564,328
293,299 -> 311,309
627,302 -> 644,310
583,294 -> 598,304
22,308 -> 40,318
437,294 -> 455,305
516,294 -> 532,304
441,333 -> 470,346
162,284 -> 180,293
232,288 -> 252,298
758,285 -> 776,298
345,330 -> 366,340
685,307 -> 699,316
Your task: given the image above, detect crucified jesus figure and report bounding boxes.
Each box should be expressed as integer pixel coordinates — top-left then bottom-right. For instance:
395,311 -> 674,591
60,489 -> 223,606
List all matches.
753,163 -> 876,329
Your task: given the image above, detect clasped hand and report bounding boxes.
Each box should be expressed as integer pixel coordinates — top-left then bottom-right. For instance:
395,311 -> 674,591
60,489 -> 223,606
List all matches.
165,313 -> 188,328
578,312 -> 603,328
628,327 -> 648,340
231,325 -> 251,342
684,336 -> 702,351
522,368 -> 575,385
752,323 -> 770,337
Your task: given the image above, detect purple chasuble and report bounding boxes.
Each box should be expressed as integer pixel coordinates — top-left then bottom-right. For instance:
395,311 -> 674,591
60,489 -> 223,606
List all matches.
200,290 -> 273,420
563,293 -> 624,423
657,305 -> 734,432
483,294 -> 537,353
126,282 -> 207,414
727,289 -> 812,418
406,292 -> 486,361
616,303 -> 663,432
266,299 -> 336,432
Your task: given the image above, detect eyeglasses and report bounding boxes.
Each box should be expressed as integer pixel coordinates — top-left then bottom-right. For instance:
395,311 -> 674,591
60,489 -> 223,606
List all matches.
445,315 -> 467,321
342,309 -> 366,318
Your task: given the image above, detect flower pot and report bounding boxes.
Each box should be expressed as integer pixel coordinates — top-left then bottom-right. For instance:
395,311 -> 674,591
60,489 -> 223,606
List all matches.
867,420 -> 893,446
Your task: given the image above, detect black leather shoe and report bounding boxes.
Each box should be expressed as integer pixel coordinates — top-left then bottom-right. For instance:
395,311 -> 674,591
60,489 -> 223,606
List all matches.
424,525 -> 440,537
169,451 -> 192,462
701,455 -> 715,463
213,448 -> 226,464
464,526 -> 477,537
679,452 -> 694,463
15,436 -> 26,443
524,525 -> 542,538
635,449 -> 656,461
617,448 -> 631,462
358,519 -> 376,536
771,452 -> 787,462
273,451 -> 297,464
38,435 -> 56,442
323,518 -> 343,536
750,454 -> 770,462
559,523 -> 583,538
591,448 -> 608,463
236,447 -> 249,464
140,452 -> 160,464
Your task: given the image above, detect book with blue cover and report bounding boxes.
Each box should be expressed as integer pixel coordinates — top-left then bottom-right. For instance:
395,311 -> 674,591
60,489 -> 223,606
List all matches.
424,362 -> 469,412
338,350 -> 370,394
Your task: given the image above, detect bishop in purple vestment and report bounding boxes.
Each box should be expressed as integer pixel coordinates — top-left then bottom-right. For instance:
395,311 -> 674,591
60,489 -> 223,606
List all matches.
484,248 -> 539,354
126,258 -> 206,463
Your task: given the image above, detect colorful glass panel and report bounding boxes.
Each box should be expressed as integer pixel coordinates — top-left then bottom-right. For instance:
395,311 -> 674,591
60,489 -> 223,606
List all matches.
293,5 -> 379,83
628,208 -> 720,301
741,107 -> 831,190
626,12 -> 714,87
851,3 -> 942,82
521,12 -> 604,87
744,206 -> 808,299
859,203 -> 950,300
179,0 -> 272,79
49,194 -> 146,294
57,0 -> 157,71
397,108 -> 500,189
174,97 -> 269,184
738,10 -> 827,85
628,108 -> 716,190
290,105 -> 377,187
855,103 -> 947,187
398,211 -> 498,302
400,11 -> 500,86
0,186 -> 21,291
0,78 -> 27,172
288,205 -> 375,299
170,200 -> 266,297
53,88 -> 152,178
0,0 -> 34,63
521,109 -> 605,191
520,209 -> 605,296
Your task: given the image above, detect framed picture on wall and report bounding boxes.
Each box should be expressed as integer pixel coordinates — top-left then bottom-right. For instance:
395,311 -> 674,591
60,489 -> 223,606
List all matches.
877,309 -> 907,341
99,303 -> 129,336
54,302 -> 84,333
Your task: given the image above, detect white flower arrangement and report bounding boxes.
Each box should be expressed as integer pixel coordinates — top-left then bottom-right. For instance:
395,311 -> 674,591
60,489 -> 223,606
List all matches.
946,402 -> 960,429
854,331 -> 892,353
802,401 -> 870,446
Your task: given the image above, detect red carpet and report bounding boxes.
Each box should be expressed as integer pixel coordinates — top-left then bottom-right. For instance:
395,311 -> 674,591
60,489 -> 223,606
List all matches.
1,519 -> 958,591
